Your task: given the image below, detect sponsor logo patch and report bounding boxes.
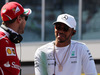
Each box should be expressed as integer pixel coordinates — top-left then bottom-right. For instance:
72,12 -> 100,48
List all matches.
15,6 -> 20,14
47,53 -> 54,60
87,50 -> 93,60
6,47 -> 16,56
62,15 -> 68,21
4,61 -> 20,70
4,61 -> 10,67
34,57 -> 39,67
2,8 -> 6,13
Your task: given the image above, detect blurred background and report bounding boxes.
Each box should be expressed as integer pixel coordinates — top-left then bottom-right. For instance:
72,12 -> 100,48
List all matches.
0,0 -> 100,75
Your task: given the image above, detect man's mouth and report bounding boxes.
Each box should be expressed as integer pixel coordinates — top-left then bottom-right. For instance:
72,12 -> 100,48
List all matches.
58,33 -> 65,38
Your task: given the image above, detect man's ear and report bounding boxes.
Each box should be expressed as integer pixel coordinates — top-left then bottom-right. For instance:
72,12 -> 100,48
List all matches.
72,30 -> 76,35
16,15 -> 22,23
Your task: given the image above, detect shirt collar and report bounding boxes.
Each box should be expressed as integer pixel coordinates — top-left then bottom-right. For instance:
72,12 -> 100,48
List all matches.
0,26 -> 18,37
7,27 -> 18,35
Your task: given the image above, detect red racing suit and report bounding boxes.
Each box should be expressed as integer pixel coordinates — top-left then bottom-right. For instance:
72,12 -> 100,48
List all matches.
0,27 -> 20,75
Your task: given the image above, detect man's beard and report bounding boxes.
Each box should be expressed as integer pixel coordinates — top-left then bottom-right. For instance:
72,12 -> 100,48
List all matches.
57,34 -> 71,43
58,39 -> 66,43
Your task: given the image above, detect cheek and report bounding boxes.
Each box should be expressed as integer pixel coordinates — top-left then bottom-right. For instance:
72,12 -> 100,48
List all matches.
22,20 -> 26,27
20,21 -> 25,30
55,29 -> 58,37
24,21 -> 26,25
24,22 -> 26,28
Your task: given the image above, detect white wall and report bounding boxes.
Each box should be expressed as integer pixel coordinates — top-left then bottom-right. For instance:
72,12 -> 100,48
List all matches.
16,40 -> 100,62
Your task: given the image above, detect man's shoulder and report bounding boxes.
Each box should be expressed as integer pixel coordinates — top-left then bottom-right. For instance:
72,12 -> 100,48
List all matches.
38,41 -> 54,50
71,40 -> 87,47
71,40 -> 89,52
35,41 -> 54,54
0,31 -> 7,40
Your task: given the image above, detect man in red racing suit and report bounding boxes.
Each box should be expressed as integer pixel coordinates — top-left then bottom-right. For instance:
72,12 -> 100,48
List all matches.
0,28 -> 20,75
0,1 -> 31,75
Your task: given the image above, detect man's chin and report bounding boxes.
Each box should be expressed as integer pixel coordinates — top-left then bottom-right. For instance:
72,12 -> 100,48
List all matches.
58,40 -> 65,43
20,31 -> 24,34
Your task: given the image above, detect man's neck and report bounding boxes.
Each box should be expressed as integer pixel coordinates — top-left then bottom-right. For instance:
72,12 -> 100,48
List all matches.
55,40 -> 71,47
6,23 -> 19,33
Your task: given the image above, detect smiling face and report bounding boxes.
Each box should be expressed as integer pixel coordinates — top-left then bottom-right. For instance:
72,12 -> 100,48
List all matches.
54,22 -> 74,46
